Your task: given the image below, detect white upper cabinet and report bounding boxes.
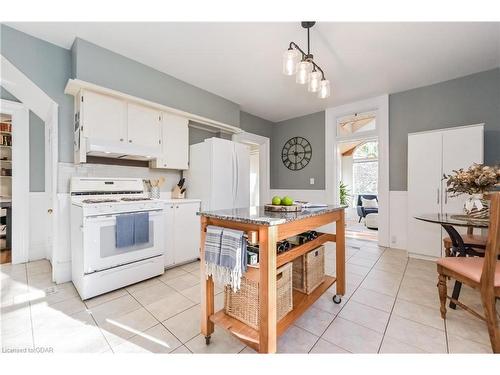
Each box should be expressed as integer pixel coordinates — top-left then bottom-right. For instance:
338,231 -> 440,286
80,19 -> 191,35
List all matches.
75,88 -> 190,168
126,103 -> 161,152
151,113 -> 189,170
82,90 -> 127,143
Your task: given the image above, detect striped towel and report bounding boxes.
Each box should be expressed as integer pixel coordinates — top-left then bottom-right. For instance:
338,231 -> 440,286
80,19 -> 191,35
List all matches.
204,226 -> 223,278
204,226 -> 247,292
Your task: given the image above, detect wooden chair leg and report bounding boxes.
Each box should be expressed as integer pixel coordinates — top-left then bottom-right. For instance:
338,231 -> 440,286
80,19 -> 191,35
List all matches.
437,274 -> 448,319
481,294 -> 500,353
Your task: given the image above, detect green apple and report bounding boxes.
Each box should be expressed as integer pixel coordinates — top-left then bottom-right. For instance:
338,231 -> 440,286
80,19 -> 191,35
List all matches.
282,196 -> 294,206
272,196 -> 281,205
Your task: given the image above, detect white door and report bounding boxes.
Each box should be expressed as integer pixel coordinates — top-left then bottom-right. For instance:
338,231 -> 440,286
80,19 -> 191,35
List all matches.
126,103 -> 161,152
82,91 -> 127,143
173,203 -> 200,264
160,113 -> 189,170
209,138 -> 235,210
164,204 -> 175,267
442,125 -> 484,214
408,131 -> 443,257
234,142 -> 250,208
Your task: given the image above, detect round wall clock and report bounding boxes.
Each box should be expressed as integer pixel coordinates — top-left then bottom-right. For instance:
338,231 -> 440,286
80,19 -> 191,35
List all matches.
281,137 -> 312,171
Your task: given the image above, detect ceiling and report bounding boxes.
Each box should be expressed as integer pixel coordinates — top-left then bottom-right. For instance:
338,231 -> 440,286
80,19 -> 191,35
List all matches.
6,22 -> 500,122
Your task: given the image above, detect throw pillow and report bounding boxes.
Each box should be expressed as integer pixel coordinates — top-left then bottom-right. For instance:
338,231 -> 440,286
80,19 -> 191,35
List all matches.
361,197 -> 378,208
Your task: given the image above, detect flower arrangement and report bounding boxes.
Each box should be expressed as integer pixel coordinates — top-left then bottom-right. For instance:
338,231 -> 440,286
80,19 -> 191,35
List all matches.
444,163 -> 500,218
444,163 -> 500,196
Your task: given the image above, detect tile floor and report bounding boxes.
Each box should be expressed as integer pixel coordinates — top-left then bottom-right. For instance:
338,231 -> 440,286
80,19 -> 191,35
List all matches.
1,239 -> 498,353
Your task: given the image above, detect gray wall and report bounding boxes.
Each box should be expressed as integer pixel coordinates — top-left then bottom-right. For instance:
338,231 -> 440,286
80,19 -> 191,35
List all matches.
240,111 -> 273,139
1,24 -> 74,163
189,125 -> 218,145
72,38 -> 241,127
389,68 -> 500,190
271,111 -> 325,190
1,86 -> 45,192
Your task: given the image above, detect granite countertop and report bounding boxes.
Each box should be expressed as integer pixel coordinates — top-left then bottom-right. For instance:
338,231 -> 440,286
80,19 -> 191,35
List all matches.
198,205 -> 346,226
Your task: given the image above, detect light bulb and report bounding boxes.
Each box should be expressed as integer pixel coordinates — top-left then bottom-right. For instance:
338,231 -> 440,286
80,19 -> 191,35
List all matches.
282,49 -> 300,76
296,61 -> 312,84
308,70 -> 322,92
318,79 -> 331,99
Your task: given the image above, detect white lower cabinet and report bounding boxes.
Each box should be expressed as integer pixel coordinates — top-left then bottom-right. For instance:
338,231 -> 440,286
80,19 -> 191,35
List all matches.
164,201 -> 201,268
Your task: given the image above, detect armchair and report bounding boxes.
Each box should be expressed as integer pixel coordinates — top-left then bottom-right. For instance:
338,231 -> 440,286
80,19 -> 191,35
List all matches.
356,194 -> 378,222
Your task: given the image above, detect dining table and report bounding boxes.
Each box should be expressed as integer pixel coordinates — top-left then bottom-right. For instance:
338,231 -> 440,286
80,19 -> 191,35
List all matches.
414,213 -> 489,309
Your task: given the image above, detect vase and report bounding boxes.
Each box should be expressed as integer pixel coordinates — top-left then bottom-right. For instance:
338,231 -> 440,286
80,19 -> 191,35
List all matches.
463,193 -> 489,219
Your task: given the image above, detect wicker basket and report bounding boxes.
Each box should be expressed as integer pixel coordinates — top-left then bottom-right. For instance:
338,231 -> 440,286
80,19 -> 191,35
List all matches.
224,263 -> 293,330
292,246 -> 325,294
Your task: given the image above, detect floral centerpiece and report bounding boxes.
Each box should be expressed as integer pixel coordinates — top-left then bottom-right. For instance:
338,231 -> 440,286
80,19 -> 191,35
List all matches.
444,163 -> 500,218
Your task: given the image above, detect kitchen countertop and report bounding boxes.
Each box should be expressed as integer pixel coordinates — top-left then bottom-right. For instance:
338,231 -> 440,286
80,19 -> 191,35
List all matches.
198,205 -> 346,226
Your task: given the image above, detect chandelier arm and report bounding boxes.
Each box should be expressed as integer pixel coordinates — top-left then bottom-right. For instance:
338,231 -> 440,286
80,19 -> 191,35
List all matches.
288,41 -> 327,80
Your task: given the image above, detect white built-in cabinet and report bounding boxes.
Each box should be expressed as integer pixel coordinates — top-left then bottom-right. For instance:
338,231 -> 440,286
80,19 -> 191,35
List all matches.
81,90 -> 127,143
126,102 -> 161,152
74,89 -> 189,169
150,113 -> 189,170
407,124 -> 484,258
163,201 -> 201,267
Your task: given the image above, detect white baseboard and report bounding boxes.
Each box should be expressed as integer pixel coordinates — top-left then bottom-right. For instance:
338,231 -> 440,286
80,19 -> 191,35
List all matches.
53,260 -> 72,283
29,192 -> 49,261
389,191 -> 408,250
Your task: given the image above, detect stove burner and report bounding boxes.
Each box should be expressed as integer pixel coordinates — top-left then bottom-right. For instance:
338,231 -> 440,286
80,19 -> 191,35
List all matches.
82,199 -> 119,204
120,197 -> 152,201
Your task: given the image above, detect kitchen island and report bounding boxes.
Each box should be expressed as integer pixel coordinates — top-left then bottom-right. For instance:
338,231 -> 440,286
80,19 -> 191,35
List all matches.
198,205 -> 346,353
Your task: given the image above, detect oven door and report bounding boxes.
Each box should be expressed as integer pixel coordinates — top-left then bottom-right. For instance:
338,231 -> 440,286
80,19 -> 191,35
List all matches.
82,209 -> 165,274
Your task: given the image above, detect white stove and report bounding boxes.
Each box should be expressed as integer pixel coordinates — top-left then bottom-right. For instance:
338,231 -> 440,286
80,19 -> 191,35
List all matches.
70,177 -> 165,300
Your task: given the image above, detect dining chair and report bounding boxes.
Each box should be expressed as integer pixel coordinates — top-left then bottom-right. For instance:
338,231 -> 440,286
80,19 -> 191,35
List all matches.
436,192 -> 500,353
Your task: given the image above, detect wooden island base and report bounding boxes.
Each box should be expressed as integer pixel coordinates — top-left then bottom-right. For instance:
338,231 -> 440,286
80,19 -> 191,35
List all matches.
199,207 -> 345,354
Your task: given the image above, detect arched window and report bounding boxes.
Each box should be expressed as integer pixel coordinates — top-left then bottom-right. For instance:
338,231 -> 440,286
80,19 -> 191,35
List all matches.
352,141 -> 378,195
353,141 -> 378,160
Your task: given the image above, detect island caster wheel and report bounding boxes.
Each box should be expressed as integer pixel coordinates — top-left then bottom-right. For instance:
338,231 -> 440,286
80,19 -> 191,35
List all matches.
333,295 -> 342,304
205,335 -> 211,345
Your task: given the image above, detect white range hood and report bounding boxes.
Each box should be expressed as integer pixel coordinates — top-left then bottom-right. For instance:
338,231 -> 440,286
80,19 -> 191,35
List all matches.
85,138 -> 160,161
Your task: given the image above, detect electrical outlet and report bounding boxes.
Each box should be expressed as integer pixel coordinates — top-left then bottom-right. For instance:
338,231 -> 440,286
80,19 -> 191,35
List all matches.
310,178 -> 315,185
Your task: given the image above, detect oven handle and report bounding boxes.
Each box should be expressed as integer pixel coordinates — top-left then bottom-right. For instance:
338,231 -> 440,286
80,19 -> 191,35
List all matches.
85,209 -> 164,221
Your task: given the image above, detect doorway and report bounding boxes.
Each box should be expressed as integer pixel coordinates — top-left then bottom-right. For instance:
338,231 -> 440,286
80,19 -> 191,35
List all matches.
337,138 -> 379,241
325,95 -> 390,248
249,145 -> 260,206
0,113 -> 12,263
232,131 -> 270,206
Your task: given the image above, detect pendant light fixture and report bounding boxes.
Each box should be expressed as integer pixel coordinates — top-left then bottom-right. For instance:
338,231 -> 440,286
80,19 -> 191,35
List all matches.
282,21 -> 331,99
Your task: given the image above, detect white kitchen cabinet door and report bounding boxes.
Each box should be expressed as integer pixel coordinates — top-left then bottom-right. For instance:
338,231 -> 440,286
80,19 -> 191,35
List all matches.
82,90 -> 127,143
126,103 -> 161,152
407,131 -> 443,258
442,125 -> 484,214
164,204 -> 176,267
173,203 -> 201,265
158,113 -> 189,170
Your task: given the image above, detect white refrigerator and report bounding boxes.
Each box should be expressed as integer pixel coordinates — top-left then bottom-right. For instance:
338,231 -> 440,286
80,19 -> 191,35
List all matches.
185,137 -> 250,211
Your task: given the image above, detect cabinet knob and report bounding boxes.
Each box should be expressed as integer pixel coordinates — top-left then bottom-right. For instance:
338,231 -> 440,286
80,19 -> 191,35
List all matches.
170,205 -> 174,208
129,140 -> 132,143
120,138 -> 124,142
176,206 -> 179,209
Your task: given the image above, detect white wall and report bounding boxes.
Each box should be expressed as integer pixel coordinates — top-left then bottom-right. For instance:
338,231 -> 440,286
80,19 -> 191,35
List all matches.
389,191 -> 408,250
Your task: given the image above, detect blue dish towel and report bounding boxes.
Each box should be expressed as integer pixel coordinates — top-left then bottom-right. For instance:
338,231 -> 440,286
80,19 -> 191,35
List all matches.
116,214 -> 135,248
134,212 -> 150,245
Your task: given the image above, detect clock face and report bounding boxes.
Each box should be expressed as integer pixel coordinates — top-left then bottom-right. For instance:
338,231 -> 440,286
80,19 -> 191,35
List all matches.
281,137 -> 312,171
